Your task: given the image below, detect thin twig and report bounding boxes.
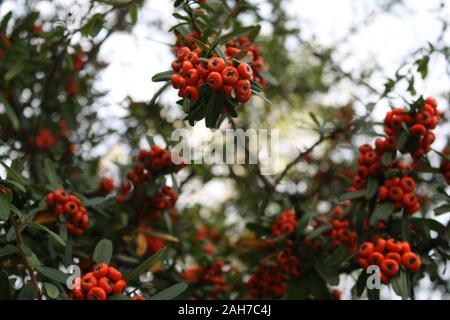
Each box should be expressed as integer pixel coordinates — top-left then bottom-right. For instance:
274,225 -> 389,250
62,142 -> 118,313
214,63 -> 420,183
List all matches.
10,212 -> 42,300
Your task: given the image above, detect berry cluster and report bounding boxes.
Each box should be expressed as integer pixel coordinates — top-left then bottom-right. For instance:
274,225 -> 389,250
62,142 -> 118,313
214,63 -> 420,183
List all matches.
377,176 -> 420,214
28,122 -> 76,154
357,238 -> 421,284
181,260 -> 234,299
271,209 -> 297,238
99,176 -> 115,194
72,52 -> 85,72
171,46 -> 255,104
383,97 -> 440,158
248,209 -> 302,298
247,261 -> 288,299
28,129 -> 55,151
226,37 -> 267,87
137,185 -> 178,221
195,225 -> 221,242
117,145 -> 185,203
46,190 -> 88,236
72,263 -> 126,300
308,202 -> 357,254
440,147 -> 450,185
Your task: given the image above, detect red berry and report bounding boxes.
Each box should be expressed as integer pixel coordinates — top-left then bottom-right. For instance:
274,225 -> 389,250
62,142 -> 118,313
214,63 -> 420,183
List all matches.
176,47 -> 190,61
107,266 -> 122,282
221,66 -> 239,85
98,277 -> 113,294
235,79 -> 251,96
112,279 -> 127,294
87,287 -> 107,300
237,62 -> 253,79
388,186 -> 404,202
381,259 -> 399,277
184,86 -> 200,101
93,263 -> 109,278
185,68 -> 199,85
81,273 -> 98,292
207,57 -> 226,73
207,72 -> 223,90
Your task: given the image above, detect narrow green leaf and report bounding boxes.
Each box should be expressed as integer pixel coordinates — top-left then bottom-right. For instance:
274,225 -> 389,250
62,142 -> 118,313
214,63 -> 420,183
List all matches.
0,94 -> 19,130
149,282 -> 188,300
434,204 -> 450,216
0,160 -> 25,186
152,70 -> 174,82
125,247 -> 167,281
0,193 -> 9,221
0,270 -> 10,299
339,189 -> 366,201
365,176 -> 379,199
36,266 -> 69,284
25,221 -> 66,246
0,244 -> 17,258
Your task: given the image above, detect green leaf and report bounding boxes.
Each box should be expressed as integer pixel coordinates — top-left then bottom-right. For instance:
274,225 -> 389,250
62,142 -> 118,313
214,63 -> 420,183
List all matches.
4,63 -> 24,81
397,130 -> 409,149
125,247 -> 167,281
43,282 -> 59,299
149,81 -> 171,107
152,70 -> 174,82
314,260 -> 339,286
295,211 -> 316,237
0,94 -> 19,130
0,179 -> 26,193
353,271 -> 367,297
339,189 -> 366,201
367,287 -> 380,300
149,282 -> 188,300
434,204 -> 450,216
25,221 -> 66,246
129,4 -> 138,24
93,239 -> 113,264
308,225 -> 332,240
369,202 -> 395,226
0,244 -> 16,258
382,150 -> 396,166
0,270 -> 10,299
84,197 -> 109,207
365,176 -> 379,199
36,266 -> 69,284
81,14 -> 104,37
325,246 -> 351,267
252,90 -> 271,105
401,211 -> 410,242
391,270 -> 410,300
18,283 -> 36,300
0,160 -> 25,186
0,193 -> 9,221
43,158 -> 59,188
286,276 -> 306,299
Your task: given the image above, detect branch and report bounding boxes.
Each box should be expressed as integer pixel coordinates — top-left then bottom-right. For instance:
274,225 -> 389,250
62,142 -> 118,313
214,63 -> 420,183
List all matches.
10,213 -> 42,300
